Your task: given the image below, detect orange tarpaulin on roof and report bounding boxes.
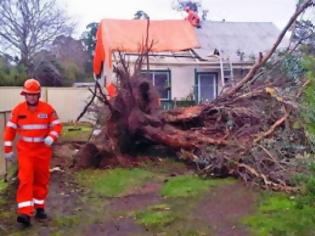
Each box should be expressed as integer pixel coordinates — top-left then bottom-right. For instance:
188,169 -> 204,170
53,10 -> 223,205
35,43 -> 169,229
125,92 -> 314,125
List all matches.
93,19 -> 200,76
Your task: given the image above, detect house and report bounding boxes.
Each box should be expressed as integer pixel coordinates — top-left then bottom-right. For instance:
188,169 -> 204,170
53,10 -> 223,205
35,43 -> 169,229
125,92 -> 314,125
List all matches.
93,19 -> 287,104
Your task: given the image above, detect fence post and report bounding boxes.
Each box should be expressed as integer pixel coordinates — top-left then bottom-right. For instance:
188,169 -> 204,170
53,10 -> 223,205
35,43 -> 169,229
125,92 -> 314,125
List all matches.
3,113 -> 8,182
0,111 -> 10,181
44,87 -> 48,102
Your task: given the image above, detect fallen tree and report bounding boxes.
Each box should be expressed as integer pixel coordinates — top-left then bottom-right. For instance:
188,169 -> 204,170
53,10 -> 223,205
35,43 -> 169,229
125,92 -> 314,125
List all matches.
74,0 -> 315,192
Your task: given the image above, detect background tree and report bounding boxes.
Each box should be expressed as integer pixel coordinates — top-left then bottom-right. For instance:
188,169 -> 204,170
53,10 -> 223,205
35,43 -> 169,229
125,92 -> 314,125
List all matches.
292,20 -> 315,52
51,35 -> 90,82
32,40 -> 88,87
32,50 -> 63,86
0,0 -> 73,74
81,22 -> 98,77
0,55 -> 27,86
81,22 -> 98,60
288,0 -> 315,51
32,47 -> 89,87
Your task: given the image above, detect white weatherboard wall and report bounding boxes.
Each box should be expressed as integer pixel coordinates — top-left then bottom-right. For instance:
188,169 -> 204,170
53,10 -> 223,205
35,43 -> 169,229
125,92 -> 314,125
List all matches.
0,87 -> 24,111
46,87 -> 94,123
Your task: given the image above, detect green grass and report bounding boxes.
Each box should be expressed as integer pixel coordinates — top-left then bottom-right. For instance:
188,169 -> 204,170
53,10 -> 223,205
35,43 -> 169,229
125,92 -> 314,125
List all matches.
75,168 -> 154,197
139,157 -> 188,173
0,179 -> 7,193
5,232 -> 32,236
53,215 -> 81,227
0,180 -> 8,206
243,193 -> 315,236
60,123 -> 93,141
135,204 -> 176,229
161,175 -> 234,198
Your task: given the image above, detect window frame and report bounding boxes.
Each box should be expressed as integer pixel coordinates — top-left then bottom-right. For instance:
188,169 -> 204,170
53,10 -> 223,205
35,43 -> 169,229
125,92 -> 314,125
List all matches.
194,71 -> 218,103
141,70 -> 171,101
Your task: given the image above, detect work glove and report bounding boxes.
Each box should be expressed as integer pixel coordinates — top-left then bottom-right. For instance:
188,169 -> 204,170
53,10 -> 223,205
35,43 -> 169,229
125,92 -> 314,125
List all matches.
44,136 -> 54,146
4,152 -> 14,161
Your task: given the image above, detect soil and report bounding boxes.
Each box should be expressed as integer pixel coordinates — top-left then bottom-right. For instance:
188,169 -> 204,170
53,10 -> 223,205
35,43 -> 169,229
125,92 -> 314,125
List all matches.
83,183 -> 163,236
195,182 -> 258,236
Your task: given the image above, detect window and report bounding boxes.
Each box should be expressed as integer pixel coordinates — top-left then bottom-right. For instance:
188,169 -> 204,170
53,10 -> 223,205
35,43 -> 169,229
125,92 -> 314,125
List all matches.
141,71 -> 171,100
196,72 -> 218,102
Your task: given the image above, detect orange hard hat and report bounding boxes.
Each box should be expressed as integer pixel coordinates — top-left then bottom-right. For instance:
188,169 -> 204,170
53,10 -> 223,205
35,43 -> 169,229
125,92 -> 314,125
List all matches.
21,79 -> 41,95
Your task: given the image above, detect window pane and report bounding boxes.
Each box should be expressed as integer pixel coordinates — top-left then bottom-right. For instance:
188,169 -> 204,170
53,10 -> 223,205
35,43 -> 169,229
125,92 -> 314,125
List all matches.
155,73 -> 169,100
141,72 -> 153,81
199,74 -> 216,102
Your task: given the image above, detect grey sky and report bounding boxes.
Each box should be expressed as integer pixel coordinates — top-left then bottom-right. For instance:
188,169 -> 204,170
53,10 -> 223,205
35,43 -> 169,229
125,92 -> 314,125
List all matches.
59,0 -> 300,35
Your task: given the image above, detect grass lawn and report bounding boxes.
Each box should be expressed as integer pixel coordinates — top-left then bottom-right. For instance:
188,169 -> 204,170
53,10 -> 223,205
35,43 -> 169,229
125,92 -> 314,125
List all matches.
60,122 -> 93,142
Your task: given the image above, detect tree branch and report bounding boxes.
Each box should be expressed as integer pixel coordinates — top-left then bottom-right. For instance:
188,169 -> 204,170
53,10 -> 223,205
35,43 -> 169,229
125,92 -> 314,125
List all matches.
223,0 -> 314,97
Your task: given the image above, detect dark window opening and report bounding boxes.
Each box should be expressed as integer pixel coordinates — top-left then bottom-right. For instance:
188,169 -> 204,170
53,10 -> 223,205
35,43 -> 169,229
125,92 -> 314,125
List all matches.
141,71 -> 171,100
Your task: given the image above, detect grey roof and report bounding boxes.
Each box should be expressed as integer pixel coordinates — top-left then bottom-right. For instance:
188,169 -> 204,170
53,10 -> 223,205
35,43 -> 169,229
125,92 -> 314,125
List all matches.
194,21 -> 288,62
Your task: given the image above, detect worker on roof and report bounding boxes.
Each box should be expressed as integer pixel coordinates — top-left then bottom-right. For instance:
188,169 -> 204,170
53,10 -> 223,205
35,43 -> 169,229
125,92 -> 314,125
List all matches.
185,6 -> 201,28
3,78 -> 62,227
106,82 -> 118,99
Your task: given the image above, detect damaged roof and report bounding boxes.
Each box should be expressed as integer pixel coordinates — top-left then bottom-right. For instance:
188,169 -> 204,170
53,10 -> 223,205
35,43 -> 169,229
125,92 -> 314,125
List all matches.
93,19 -> 199,74
194,21 -> 288,62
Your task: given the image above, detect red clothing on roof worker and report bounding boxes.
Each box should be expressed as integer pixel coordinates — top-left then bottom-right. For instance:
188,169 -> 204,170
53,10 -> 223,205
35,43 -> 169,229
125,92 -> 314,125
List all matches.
106,82 -> 118,99
3,78 -> 62,227
185,6 -> 200,28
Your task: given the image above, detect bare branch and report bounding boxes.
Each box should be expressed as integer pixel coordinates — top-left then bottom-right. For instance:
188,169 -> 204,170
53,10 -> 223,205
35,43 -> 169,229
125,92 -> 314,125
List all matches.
0,0 -> 72,70
76,84 -> 98,122
254,107 -> 289,143
223,0 -> 314,97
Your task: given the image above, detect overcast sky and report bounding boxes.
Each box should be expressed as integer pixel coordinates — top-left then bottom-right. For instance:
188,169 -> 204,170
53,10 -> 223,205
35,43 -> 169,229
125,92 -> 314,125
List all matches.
59,0 -> 300,36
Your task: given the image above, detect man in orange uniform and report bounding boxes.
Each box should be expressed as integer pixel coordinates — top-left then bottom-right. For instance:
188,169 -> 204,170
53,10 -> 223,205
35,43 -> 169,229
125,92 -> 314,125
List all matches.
3,79 -> 62,226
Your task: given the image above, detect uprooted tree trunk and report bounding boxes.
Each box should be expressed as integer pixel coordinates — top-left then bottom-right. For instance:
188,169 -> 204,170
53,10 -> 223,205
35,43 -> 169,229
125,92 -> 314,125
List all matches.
75,0 -> 315,192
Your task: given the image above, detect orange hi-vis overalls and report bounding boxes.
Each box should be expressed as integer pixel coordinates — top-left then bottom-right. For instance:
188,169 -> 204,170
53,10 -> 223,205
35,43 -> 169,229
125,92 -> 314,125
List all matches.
3,101 -> 62,216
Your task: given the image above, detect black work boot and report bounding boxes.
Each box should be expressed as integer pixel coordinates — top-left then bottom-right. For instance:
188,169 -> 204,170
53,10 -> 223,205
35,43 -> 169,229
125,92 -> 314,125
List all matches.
17,214 -> 31,227
35,208 -> 47,219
